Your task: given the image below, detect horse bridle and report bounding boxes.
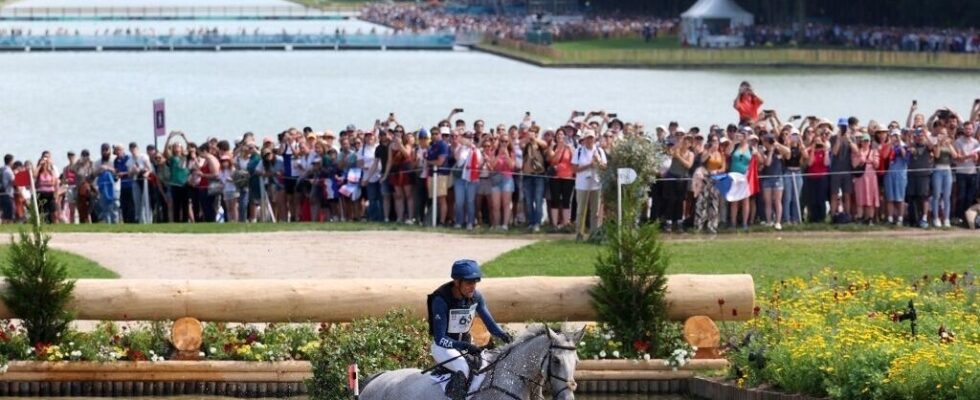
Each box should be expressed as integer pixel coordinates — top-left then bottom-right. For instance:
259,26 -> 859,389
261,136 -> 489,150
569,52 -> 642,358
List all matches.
479,331 -> 578,400
540,341 -> 578,399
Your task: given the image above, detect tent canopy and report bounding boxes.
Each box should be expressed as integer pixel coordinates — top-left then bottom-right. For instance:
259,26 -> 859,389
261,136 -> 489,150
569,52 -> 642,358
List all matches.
680,0 -> 753,47
681,0 -> 754,27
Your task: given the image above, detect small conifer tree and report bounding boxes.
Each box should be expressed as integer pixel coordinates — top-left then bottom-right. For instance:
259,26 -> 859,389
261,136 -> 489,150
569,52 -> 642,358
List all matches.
590,187 -> 669,357
1,205 -> 75,345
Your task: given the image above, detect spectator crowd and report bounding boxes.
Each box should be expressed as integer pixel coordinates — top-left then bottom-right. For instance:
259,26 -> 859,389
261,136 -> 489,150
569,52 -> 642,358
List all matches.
360,3 -> 675,42
741,24 -> 980,53
1,86 -> 979,236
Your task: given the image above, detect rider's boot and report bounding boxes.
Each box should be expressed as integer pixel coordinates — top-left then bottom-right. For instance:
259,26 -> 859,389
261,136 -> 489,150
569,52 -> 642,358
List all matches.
445,370 -> 469,400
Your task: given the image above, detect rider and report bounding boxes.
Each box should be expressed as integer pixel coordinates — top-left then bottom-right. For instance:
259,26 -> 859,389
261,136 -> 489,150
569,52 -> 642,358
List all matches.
427,259 -> 512,400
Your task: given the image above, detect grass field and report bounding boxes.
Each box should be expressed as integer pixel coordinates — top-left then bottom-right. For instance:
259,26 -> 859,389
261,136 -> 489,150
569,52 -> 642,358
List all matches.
552,36 -> 681,51
0,244 -> 118,279
483,236 -> 980,289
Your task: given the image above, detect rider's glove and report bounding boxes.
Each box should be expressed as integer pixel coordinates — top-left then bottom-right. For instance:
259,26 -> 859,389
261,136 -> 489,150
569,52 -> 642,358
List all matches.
499,332 -> 513,344
464,343 -> 482,355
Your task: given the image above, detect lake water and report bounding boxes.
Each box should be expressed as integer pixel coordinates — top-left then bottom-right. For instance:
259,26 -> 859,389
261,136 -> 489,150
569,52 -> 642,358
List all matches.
1,49 -> 978,166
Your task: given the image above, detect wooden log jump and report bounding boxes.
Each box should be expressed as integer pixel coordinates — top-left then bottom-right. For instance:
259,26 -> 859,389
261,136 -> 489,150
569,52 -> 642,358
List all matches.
0,275 -> 754,322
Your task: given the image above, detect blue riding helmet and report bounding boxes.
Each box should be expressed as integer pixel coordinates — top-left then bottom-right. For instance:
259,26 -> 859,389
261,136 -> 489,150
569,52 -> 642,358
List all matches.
451,259 -> 482,281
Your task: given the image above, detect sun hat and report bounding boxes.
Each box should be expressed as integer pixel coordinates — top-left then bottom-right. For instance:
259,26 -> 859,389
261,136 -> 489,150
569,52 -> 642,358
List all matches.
748,134 -> 760,142
439,126 -> 451,136
323,130 -> 336,138
889,128 -> 901,136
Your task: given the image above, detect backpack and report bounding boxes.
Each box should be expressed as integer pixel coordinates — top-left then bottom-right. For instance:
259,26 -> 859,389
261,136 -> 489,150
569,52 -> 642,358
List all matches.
523,143 -> 545,175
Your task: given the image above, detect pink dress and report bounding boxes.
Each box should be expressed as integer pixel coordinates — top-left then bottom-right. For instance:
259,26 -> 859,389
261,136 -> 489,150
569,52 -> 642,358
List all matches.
852,148 -> 880,208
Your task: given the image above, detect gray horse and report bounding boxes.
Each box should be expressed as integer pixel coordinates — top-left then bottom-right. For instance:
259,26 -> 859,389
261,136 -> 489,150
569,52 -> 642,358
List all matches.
360,326 -> 584,400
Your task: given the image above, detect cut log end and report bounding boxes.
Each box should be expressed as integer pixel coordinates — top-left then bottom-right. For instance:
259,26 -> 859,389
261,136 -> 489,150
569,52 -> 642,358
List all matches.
171,317 -> 203,352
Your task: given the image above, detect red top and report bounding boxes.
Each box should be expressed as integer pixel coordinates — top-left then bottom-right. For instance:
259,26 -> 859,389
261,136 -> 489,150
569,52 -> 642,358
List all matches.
734,93 -> 763,123
197,161 -> 211,189
807,149 -> 829,175
14,170 -> 29,187
877,145 -> 893,176
551,146 -> 574,179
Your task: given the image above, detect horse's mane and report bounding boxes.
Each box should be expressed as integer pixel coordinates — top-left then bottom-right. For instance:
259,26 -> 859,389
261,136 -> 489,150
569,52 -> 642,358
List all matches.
493,325 -> 551,355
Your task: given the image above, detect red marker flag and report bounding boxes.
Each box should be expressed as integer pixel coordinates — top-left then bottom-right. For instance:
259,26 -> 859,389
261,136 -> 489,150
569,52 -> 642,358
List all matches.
348,363 -> 359,397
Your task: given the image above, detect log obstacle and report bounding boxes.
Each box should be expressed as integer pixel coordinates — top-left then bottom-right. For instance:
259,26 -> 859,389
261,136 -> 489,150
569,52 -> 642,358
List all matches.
0,275 -> 754,323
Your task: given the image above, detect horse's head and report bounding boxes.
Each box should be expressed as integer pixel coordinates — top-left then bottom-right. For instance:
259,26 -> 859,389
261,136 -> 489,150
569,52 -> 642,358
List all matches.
542,327 -> 584,400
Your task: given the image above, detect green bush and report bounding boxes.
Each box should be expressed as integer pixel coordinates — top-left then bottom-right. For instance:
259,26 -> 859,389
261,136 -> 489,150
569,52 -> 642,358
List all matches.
1,208 -> 75,346
308,310 -> 430,400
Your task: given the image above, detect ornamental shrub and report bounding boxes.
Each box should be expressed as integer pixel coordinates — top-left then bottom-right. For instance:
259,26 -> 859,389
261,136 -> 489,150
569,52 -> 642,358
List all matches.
598,135 -> 663,221
308,309 -> 430,400
0,207 -> 75,346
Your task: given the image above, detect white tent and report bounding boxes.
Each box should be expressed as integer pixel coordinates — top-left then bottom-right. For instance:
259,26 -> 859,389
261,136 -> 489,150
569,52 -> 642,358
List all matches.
680,0 -> 754,48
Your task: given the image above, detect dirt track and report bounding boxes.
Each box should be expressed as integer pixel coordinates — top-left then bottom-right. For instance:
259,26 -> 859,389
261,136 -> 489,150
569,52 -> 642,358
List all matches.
49,231 -> 536,279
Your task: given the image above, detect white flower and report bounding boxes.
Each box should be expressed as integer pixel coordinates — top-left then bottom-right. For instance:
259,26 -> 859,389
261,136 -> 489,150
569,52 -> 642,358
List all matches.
603,334 -> 612,340
612,350 -> 620,358
198,352 -> 206,357
643,353 -> 651,361
70,350 -> 82,358
579,342 -> 586,347
0,364 -> 8,374
663,360 -> 670,366
209,347 -> 217,354
68,342 -> 74,347
254,342 -> 265,349
599,350 -> 607,358
692,346 -> 699,352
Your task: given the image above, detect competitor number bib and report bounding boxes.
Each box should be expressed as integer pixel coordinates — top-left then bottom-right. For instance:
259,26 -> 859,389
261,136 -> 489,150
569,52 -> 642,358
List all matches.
447,305 -> 477,334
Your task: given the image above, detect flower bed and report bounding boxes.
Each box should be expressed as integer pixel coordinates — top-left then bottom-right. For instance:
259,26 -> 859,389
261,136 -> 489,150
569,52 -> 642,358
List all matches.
730,270 -> 980,400
0,321 -> 320,366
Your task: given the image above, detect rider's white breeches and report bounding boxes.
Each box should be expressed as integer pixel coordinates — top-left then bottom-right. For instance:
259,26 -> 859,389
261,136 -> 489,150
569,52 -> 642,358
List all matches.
431,343 -> 470,377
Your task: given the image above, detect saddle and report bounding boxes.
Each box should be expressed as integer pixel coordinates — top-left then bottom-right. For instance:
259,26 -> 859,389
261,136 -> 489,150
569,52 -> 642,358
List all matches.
429,353 -> 485,400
